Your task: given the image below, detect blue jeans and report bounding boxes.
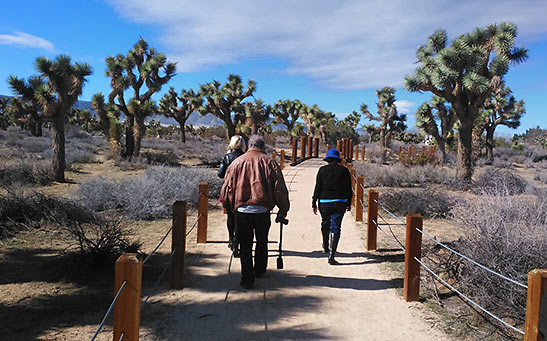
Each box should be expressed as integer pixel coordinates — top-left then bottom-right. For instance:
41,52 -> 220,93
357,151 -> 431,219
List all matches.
318,201 -> 346,234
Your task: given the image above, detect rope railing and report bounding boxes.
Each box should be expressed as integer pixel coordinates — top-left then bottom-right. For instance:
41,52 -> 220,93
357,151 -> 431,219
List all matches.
375,213 -> 406,251
373,198 -> 406,225
186,213 -> 203,237
90,280 -> 128,341
142,220 -> 176,265
373,219 -> 406,252
415,256 -> 525,335
416,228 -> 527,289
119,332 -> 125,341
143,248 -> 178,304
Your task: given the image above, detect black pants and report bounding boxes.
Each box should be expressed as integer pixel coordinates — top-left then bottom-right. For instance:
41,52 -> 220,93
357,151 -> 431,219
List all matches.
226,210 -> 237,247
235,211 -> 271,285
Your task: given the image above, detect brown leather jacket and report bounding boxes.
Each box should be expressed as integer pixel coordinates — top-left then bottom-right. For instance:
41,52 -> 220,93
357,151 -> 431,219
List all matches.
220,149 -> 290,214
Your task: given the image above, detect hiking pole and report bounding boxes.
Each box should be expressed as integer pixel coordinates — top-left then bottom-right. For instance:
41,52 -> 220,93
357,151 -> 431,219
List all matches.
275,215 -> 289,269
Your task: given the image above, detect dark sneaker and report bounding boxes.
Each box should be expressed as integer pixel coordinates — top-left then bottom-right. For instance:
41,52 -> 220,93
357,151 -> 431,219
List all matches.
328,258 -> 340,265
322,243 -> 329,253
233,249 -> 240,258
254,270 -> 266,278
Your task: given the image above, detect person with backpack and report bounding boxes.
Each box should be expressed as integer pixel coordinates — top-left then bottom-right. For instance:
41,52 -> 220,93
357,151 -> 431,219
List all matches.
218,135 -> 246,257
312,148 -> 352,265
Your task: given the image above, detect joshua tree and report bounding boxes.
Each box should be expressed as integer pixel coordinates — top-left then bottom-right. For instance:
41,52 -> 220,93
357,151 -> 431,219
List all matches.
361,87 -> 406,162
405,23 -> 528,180
7,75 -> 45,136
243,98 -> 270,135
362,124 -> 378,143
32,55 -> 92,182
0,97 -> 9,129
343,111 -> 362,130
479,83 -> 525,163
199,74 -> 256,138
271,99 -> 307,135
91,93 -> 123,156
415,96 -> 458,163
158,87 -> 203,142
105,38 -> 176,158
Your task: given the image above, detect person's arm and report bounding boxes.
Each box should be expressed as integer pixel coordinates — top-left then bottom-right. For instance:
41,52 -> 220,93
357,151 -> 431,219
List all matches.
272,163 -> 290,217
312,168 -> 323,214
344,167 -> 352,210
218,154 -> 228,178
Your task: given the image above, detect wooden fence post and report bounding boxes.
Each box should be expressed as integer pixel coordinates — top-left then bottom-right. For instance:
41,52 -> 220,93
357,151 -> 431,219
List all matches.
349,139 -> 354,161
355,145 -> 360,160
350,168 -> 356,207
308,136 -> 313,158
326,144 -> 330,155
336,140 -> 341,153
272,151 -> 276,161
362,146 -> 366,161
170,201 -> 187,289
197,182 -> 208,243
367,190 -> 378,251
404,214 -> 423,302
300,136 -> 306,160
314,137 -> 319,158
356,176 -> 364,222
280,150 -> 285,170
291,137 -> 297,165
524,269 -> 547,340
114,253 -> 142,341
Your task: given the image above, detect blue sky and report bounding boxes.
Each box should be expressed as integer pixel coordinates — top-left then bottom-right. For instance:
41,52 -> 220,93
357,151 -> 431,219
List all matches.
1,0 -> 546,136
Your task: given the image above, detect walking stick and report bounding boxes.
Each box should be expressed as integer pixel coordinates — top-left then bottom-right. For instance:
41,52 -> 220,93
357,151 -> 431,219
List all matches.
275,215 -> 289,269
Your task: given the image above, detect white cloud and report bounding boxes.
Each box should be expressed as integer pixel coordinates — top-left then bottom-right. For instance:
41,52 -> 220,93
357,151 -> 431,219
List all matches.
107,0 -> 547,90
394,100 -> 416,115
0,32 -> 54,52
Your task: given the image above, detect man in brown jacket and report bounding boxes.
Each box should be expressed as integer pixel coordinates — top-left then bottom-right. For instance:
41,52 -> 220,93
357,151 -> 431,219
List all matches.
220,135 -> 290,289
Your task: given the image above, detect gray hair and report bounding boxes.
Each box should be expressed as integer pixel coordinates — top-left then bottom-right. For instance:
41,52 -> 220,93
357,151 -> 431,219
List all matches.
248,135 -> 265,150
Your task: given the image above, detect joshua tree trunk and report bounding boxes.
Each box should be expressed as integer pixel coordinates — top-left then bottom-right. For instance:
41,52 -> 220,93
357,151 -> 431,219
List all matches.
125,116 -> 135,159
472,129 -> 482,161
457,121 -> 474,181
485,127 -> 495,165
225,119 -> 236,139
133,116 -> 146,157
438,140 -> 448,164
177,120 -> 187,143
51,116 -> 66,182
379,127 -> 387,163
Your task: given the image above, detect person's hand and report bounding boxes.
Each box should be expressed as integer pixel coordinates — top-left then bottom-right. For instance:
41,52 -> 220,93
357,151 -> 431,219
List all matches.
275,212 -> 289,225
312,207 -> 317,215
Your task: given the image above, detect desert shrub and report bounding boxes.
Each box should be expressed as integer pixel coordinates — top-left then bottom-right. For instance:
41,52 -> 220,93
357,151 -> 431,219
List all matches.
398,146 -> 439,167
379,188 -> 459,218
140,150 -> 180,166
140,135 -> 226,166
353,162 -> 461,188
473,168 -> 529,195
361,143 -> 384,164
0,160 -> 53,187
0,189 -> 96,239
448,193 -> 547,326
76,166 -> 223,219
61,220 -> 141,266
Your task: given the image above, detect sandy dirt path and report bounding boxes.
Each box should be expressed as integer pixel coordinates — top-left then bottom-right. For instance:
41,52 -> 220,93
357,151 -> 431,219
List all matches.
139,159 -> 451,340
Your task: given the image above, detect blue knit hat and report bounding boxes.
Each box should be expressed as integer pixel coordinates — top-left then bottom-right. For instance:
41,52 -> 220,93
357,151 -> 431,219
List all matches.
323,148 -> 341,161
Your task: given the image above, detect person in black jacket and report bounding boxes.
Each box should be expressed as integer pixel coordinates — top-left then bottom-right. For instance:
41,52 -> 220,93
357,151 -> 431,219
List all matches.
312,148 -> 352,265
218,135 -> 246,257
